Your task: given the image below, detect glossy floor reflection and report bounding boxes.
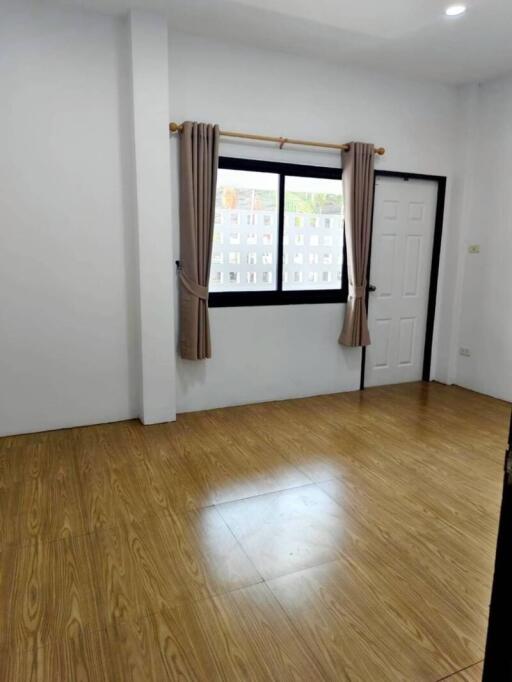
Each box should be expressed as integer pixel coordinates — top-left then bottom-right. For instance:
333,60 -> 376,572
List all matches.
0,382 -> 508,680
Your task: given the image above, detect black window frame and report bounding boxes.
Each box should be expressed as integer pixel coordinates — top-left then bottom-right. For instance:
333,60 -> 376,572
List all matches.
209,156 -> 348,308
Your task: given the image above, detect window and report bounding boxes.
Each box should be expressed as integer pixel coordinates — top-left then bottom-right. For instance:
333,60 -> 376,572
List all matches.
209,157 -> 347,306
209,166 -> 278,294
283,175 -> 344,292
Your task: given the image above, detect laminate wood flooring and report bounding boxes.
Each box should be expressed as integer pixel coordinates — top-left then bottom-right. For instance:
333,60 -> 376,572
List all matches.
0,382 -> 508,680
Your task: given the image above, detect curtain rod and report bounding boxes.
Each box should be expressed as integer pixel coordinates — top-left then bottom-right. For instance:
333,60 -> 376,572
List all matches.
169,122 -> 385,156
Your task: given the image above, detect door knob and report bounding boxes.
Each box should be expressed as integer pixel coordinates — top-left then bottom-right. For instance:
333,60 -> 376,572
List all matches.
368,284 -> 377,292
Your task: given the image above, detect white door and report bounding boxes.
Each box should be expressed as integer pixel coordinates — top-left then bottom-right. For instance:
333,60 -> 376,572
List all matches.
365,176 -> 437,388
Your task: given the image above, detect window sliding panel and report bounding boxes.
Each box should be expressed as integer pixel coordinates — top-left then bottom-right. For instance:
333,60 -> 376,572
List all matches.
209,168 -> 279,293
282,176 -> 344,291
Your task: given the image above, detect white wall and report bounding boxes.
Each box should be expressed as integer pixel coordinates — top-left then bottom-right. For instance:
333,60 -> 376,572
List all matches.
168,32 -> 461,412
4,4 -> 498,435
453,78 -> 512,403
128,10 -> 176,424
0,2 -> 139,435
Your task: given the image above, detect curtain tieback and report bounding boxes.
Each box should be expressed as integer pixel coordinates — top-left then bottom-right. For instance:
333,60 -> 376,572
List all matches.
348,283 -> 366,299
179,270 -> 208,300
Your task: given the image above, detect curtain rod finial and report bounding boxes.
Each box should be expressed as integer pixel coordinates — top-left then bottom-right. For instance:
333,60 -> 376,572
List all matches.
375,147 -> 385,156
169,122 -> 182,134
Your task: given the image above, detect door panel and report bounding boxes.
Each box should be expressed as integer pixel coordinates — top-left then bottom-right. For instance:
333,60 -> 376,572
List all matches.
365,177 -> 437,388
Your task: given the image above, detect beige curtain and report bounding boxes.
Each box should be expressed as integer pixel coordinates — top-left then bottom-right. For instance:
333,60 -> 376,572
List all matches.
179,121 -> 220,360
339,142 -> 375,347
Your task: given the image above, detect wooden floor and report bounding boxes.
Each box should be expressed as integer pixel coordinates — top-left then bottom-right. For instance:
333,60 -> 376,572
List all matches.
0,382 -> 509,681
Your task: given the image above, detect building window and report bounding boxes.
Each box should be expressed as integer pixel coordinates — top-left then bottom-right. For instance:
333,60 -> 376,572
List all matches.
208,157 -> 347,305
283,174 -> 344,292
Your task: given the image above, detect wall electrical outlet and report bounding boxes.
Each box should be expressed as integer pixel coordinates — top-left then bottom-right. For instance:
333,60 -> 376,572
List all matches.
459,347 -> 471,357
468,244 -> 480,254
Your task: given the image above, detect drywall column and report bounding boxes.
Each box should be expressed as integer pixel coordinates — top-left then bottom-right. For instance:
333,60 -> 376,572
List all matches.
128,10 -> 176,423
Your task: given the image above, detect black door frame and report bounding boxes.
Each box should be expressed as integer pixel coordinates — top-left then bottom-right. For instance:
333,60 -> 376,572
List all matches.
482,412 -> 512,680
360,170 -> 447,390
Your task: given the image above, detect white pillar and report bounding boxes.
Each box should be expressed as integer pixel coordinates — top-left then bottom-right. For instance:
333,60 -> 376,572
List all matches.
128,10 -> 176,424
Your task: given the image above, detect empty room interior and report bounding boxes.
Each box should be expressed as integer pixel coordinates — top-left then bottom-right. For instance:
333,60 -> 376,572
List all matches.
2,0 -> 512,679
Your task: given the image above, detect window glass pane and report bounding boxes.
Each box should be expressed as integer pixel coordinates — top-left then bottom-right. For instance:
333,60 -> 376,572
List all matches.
209,168 -> 279,292
283,176 -> 343,291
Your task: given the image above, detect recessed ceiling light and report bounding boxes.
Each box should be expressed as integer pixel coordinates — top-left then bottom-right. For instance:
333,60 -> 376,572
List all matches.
445,4 -> 467,16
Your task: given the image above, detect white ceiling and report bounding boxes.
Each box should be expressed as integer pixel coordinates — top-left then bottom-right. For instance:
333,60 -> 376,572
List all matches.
53,0 -> 512,84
